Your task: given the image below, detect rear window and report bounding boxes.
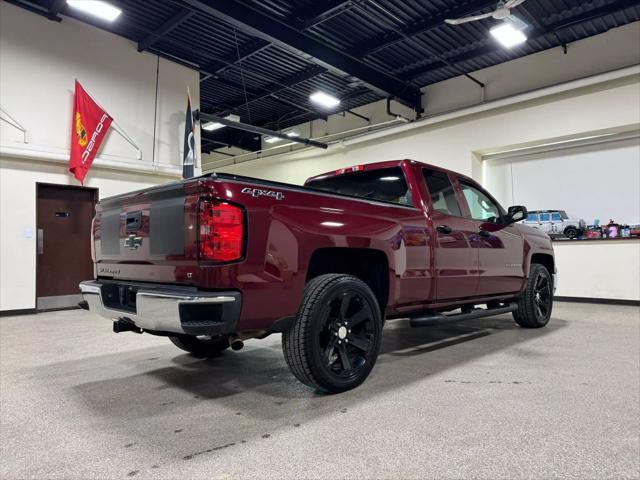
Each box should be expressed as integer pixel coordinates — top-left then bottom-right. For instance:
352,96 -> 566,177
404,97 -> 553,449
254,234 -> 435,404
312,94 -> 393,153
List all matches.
306,167 -> 412,206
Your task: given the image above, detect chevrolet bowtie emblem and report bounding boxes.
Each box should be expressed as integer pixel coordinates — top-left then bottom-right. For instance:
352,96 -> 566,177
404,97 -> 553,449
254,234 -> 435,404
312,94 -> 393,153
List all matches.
123,234 -> 143,250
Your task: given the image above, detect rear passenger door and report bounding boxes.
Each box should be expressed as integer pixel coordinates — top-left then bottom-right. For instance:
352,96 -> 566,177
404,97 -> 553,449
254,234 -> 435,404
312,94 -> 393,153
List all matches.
457,179 -> 524,296
422,169 -> 479,301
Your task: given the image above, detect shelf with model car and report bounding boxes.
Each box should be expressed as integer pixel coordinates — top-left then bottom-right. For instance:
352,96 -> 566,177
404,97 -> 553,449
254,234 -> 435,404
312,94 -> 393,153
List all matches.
521,210 -> 639,241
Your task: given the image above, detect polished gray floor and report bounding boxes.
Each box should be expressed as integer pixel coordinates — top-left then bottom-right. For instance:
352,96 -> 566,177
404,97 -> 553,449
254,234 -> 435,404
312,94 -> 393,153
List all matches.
1,302 -> 638,479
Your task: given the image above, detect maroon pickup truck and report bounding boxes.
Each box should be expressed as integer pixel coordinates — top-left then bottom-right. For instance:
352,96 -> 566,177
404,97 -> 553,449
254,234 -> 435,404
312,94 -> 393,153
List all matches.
80,159 -> 556,393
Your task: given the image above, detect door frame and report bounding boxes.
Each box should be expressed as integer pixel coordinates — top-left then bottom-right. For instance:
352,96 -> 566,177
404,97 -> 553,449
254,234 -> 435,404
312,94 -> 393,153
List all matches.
35,182 -> 99,311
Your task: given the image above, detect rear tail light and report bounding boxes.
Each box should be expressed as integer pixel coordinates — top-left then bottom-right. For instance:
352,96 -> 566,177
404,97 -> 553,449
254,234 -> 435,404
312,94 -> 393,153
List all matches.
198,199 -> 244,262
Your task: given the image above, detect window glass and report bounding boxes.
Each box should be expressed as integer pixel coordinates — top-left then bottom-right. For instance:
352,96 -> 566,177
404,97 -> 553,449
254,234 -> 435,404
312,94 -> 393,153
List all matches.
422,170 -> 462,216
526,213 -> 539,222
306,167 -> 412,206
459,181 -> 502,222
551,212 -> 561,221
539,213 -> 550,222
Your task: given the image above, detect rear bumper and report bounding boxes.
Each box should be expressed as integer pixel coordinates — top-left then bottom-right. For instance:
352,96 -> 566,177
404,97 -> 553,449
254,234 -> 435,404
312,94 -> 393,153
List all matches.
79,280 -> 241,335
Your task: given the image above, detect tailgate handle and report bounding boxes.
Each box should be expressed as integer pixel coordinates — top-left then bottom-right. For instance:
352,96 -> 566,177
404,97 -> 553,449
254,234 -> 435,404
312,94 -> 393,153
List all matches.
125,211 -> 142,232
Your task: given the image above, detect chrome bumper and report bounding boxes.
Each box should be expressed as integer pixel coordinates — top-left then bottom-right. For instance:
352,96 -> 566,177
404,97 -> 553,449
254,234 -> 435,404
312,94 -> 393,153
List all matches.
79,280 -> 241,335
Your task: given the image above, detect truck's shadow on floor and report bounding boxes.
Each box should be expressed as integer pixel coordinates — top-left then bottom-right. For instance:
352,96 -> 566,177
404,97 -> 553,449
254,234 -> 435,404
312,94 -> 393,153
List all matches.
70,315 -> 566,459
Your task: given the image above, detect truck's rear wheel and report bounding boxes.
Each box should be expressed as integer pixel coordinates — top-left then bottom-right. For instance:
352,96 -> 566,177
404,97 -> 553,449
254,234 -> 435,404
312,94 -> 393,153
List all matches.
282,274 -> 383,394
513,264 -> 553,328
169,334 -> 230,358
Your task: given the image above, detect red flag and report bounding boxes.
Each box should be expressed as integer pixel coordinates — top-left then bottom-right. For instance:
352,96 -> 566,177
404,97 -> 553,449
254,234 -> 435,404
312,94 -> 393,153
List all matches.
69,80 -> 113,184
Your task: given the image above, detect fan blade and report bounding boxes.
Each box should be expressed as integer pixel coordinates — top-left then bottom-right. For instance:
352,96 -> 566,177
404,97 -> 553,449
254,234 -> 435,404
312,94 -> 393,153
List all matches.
445,11 -> 495,25
503,0 -> 526,9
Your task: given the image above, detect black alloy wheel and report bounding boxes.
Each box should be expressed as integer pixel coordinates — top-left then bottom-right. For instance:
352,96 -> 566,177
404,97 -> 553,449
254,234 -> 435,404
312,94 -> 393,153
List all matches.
282,274 -> 383,393
513,263 -> 553,328
321,290 -> 376,379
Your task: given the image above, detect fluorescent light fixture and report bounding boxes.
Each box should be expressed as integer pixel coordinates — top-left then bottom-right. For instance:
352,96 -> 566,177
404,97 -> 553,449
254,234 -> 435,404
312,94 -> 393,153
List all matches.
490,23 -> 527,48
201,114 -> 240,132
380,176 -> 400,181
286,130 -> 300,138
67,0 -> 122,22
321,221 -> 344,228
264,136 -> 282,144
202,122 -> 225,131
310,91 -> 340,108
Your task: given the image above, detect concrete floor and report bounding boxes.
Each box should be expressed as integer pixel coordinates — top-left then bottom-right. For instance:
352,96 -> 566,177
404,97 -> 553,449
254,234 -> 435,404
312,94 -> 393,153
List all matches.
1,302 -> 638,479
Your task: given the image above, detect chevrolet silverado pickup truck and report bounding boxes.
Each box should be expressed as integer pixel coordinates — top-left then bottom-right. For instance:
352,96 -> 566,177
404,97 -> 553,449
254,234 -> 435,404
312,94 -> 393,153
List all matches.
80,159 -> 556,393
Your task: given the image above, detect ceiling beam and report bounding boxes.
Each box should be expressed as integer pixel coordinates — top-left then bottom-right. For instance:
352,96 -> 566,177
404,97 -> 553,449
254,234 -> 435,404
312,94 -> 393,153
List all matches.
138,8 -> 195,52
181,0 -> 422,111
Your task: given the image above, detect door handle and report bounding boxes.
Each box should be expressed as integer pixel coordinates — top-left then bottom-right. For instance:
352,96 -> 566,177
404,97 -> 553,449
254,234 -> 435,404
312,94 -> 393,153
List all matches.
436,225 -> 453,234
37,229 -> 44,254
479,229 -> 491,237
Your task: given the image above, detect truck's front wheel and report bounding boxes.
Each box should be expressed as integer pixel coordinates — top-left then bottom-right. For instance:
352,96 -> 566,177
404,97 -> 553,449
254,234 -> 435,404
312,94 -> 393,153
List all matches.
169,335 -> 230,358
513,263 -> 553,328
282,274 -> 383,394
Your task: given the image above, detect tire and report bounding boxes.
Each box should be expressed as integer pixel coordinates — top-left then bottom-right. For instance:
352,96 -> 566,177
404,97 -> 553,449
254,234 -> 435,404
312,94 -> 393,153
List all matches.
169,334 -> 230,358
513,263 -> 553,328
564,226 -> 578,239
282,274 -> 383,394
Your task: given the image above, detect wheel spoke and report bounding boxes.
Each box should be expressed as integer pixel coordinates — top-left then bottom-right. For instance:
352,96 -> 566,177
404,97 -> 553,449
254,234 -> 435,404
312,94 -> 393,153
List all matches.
347,308 -> 370,328
348,334 -> 371,352
325,336 -> 338,365
339,292 -> 353,320
337,344 -> 352,371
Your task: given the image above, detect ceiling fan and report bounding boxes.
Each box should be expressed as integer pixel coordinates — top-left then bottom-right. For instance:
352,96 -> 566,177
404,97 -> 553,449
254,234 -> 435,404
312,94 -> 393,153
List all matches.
445,0 -> 527,26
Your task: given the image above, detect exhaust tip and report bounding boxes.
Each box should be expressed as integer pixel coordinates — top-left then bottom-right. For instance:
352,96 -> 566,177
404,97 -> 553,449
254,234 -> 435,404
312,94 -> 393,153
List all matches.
230,339 -> 244,351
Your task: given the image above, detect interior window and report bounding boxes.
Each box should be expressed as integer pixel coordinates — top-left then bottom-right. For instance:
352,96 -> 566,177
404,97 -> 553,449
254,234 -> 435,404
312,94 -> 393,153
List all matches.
459,180 -> 502,222
423,170 -> 462,216
306,167 -> 412,206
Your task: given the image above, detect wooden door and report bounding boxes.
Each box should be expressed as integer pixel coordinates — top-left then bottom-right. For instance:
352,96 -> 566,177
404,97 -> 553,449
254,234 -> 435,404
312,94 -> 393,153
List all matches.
36,184 -> 97,310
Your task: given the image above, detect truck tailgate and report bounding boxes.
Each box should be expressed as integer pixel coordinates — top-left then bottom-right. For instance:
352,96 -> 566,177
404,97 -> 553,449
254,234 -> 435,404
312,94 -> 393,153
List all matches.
94,180 -> 201,285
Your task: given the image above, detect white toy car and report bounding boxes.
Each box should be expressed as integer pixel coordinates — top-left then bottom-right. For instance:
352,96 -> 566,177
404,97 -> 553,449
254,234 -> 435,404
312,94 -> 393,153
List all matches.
522,210 -> 586,239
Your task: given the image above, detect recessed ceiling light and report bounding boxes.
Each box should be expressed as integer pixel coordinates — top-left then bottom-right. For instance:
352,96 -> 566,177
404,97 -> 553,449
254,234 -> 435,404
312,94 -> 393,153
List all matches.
264,136 -> 282,144
67,0 -> 122,22
310,91 -> 340,109
490,23 -> 527,48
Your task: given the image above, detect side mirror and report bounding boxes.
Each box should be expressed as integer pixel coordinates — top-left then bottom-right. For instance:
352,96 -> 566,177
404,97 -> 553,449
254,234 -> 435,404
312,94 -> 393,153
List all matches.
507,205 -> 528,224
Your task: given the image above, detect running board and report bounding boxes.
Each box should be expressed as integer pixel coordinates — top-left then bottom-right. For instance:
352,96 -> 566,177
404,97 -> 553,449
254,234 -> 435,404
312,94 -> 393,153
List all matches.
409,303 -> 518,327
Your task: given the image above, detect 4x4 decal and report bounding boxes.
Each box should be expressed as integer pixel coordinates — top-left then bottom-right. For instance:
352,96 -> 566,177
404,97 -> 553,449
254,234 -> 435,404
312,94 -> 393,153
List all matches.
241,187 -> 285,201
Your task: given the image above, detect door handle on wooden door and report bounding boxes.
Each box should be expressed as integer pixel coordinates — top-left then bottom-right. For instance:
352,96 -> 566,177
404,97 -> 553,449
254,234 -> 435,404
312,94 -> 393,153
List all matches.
37,229 -> 44,254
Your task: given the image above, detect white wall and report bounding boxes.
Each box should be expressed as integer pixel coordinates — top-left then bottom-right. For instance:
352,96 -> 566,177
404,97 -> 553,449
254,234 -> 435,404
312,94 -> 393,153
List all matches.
554,240 -> 640,301
485,137 -> 640,225
212,75 -> 640,185
0,3 -> 200,311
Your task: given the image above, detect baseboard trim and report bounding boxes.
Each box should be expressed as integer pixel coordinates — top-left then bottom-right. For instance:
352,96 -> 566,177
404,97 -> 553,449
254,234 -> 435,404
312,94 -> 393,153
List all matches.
0,308 -> 37,317
556,296 -> 640,307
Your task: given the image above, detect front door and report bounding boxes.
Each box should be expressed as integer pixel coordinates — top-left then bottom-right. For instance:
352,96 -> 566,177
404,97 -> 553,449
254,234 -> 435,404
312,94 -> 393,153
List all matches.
36,184 -> 97,310
456,179 -> 525,296
422,169 -> 479,301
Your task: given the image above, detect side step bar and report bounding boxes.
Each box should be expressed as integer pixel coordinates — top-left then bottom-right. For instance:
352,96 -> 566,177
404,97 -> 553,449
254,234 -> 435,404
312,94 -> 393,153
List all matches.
409,303 -> 518,327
